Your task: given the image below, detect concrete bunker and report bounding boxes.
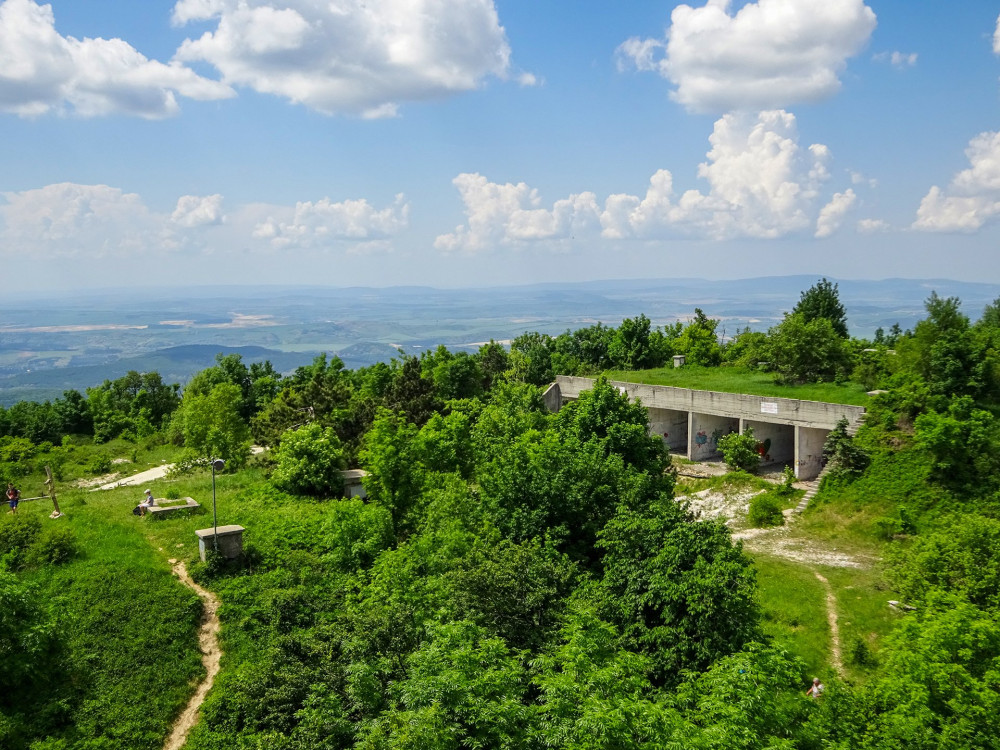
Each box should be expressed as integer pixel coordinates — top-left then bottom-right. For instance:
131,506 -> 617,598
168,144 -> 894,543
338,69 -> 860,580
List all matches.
648,407 -> 689,453
545,376 -> 864,482
689,412 -> 739,461
740,419 -> 795,470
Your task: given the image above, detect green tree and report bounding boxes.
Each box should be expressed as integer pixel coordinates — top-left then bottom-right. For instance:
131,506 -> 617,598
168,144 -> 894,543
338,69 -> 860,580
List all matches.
768,313 -> 851,384
87,370 -> 180,442
822,418 -> 870,477
608,314 -> 656,370
674,309 -> 722,366
252,354 -> 353,446
359,408 -> 425,530
793,277 -> 848,337
476,340 -> 510,391
914,396 -> 1000,494
532,608 -> 674,749
819,596 -> 1000,749
175,382 -> 252,467
895,293 -> 998,402
356,621 -> 531,749
598,502 -> 760,682
271,423 -> 347,496
449,536 -> 576,650
508,332 -> 554,386
887,514 -> 1000,610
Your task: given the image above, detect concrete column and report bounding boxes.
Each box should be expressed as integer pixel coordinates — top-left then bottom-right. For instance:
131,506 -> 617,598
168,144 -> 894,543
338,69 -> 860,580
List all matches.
689,412 -> 739,461
648,407 -> 689,452
795,426 -> 829,480
741,419 -> 795,468
542,382 -> 562,412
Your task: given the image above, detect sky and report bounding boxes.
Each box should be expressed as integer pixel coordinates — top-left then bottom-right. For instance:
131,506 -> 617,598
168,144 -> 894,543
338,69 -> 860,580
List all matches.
1,0 -> 999,292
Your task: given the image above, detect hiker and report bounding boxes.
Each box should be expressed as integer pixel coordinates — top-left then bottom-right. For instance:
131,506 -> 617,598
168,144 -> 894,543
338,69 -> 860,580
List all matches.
806,677 -> 824,698
137,488 -> 156,516
6,483 -> 19,514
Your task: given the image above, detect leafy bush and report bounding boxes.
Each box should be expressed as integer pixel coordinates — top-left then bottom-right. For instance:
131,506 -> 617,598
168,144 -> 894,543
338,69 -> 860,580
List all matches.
28,526 -> 79,566
718,427 -> 761,473
872,506 -> 915,541
748,492 -> 784,527
271,423 -> 347,497
0,514 -> 42,570
776,465 -> 797,496
848,635 -> 877,667
0,572 -> 58,691
88,452 -> 112,475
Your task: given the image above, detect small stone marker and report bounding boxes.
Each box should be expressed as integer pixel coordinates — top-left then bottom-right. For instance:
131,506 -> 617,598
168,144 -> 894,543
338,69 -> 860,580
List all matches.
195,525 -> 245,562
673,354 -> 686,368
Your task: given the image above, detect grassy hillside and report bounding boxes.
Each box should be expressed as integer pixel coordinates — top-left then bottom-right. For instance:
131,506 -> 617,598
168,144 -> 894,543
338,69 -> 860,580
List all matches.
604,365 -> 871,405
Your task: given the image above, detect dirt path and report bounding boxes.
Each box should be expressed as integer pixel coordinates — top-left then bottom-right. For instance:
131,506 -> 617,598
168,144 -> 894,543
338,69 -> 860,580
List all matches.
813,571 -> 845,677
89,446 -> 266,491
163,560 -> 222,750
92,463 -> 175,491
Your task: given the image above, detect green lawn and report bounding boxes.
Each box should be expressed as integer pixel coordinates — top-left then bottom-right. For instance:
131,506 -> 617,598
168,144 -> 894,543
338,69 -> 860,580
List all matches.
753,554 -> 896,684
602,366 -> 870,406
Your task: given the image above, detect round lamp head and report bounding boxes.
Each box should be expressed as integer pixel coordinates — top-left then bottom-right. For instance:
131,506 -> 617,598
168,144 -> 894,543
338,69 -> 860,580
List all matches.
212,458 -> 226,471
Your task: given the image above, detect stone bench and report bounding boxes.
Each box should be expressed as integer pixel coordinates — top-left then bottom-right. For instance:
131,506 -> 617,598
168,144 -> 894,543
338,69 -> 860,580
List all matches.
146,497 -> 200,517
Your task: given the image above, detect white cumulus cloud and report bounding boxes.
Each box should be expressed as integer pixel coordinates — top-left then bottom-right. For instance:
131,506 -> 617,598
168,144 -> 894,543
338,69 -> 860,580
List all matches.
815,189 -> 856,238
857,218 -> 890,233
0,0 -> 233,118
250,194 -> 409,248
994,13 -> 1000,55
0,183 -> 159,255
617,0 -> 876,113
0,182 -> 408,256
172,0 -> 515,117
874,51 -> 917,68
171,194 -> 225,228
913,131 -> 1000,232
437,110 -> 844,251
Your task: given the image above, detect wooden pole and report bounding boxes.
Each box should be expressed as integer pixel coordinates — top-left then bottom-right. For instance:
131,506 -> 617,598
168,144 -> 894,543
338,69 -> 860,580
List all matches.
44,465 -> 63,519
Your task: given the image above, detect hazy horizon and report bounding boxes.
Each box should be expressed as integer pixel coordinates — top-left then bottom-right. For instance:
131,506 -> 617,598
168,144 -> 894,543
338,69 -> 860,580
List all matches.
2,1 -> 1000,293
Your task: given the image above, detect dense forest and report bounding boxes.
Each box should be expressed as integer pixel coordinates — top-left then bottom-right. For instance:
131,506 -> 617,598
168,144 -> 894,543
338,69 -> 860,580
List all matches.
2,279 -> 1000,749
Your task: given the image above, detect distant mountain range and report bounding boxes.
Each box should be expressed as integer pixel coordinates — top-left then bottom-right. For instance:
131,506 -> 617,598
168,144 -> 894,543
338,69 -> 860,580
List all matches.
1,276 -> 998,406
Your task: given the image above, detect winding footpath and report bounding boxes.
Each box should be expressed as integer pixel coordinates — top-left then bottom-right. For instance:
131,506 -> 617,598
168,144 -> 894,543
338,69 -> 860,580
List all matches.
163,561 -> 222,750
812,571 -> 845,677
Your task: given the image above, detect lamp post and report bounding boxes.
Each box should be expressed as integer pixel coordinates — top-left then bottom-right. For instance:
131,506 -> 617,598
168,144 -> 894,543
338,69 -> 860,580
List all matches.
211,458 -> 225,551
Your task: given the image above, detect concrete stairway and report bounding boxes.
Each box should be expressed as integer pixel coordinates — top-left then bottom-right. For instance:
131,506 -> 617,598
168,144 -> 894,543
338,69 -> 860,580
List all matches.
793,464 -> 831,514
793,414 -> 864,515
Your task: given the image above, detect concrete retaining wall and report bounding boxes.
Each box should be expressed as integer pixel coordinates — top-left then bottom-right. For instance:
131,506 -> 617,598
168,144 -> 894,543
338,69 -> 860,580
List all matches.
554,376 -> 864,430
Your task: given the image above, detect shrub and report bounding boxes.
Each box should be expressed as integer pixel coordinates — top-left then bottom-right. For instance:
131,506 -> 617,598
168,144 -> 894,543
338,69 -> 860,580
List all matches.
718,427 -> 761,473
848,635 -> 877,667
776,465 -> 797,496
28,526 -> 79,566
0,514 -> 42,570
271,423 -> 347,497
748,492 -> 784,527
88,452 -> 112,475
872,508 -> 916,541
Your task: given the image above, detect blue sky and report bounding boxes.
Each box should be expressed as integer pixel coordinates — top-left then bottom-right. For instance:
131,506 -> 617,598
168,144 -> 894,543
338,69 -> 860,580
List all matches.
1,0 -> 999,292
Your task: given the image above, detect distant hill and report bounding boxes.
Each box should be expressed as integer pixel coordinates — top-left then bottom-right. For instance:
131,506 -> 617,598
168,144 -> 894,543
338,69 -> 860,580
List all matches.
0,345 -> 323,406
2,276 -> 999,405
